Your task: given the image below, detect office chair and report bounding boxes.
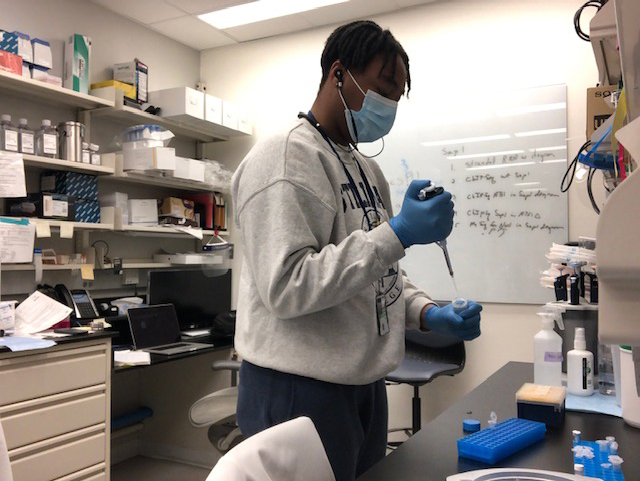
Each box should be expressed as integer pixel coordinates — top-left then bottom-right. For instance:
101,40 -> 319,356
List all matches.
386,329 -> 466,442
205,416 -> 335,481
189,359 -> 244,453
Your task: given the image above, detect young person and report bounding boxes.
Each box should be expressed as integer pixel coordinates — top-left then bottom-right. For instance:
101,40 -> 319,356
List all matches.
231,20 -> 483,481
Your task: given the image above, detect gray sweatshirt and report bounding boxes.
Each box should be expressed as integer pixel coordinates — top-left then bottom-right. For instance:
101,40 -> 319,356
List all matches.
231,118 -> 433,385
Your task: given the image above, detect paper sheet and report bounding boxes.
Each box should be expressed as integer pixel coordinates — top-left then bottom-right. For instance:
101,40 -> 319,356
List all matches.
14,291 -> 73,335
566,391 -> 622,417
114,349 -> 151,365
0,336 -> 56,352
35,221 -> 51,238
0,151 -> 26,198
174,225 -> 203,239
0,217 -> 35,263
60,222 -> 74,239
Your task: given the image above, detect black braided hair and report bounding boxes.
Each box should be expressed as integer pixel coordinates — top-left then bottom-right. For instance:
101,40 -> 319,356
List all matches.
319,20 -> 411,94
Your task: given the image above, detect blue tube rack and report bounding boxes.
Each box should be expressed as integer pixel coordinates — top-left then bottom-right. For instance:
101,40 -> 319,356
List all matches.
573,441 -> 625,481
457,417 -> 546,464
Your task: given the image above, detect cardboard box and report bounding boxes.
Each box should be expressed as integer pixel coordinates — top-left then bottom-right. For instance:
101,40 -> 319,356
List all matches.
148,87 -> 204,125
41,171 -> 98,201
75,199 -> 100,223
587,86 -> 616,139
128,199 -> 158,225
123,146 -> 176,172
204,94 -> 223,125
0,50 -> 22,75
90,80 -> 136,101
8,193 -> 75,220
184,193 -> 215,229
0,30 -> 18,55
64,34 -> 91,94
13,31 -> 32,64
113,58 -> 148,103
31,38 -> 52,69
159,197 -> 195,219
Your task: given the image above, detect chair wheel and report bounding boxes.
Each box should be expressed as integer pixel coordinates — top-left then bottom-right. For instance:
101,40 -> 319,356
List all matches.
208,423 -> 243,453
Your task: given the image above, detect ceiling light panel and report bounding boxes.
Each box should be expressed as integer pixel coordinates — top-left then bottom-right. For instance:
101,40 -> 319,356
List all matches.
164,0 -> 255,15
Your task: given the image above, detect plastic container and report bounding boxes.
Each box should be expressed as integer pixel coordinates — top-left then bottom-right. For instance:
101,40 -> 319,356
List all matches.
81,142 -> 91,164
35,119 -> 58,158
17,118 -> 35,154
516,383 -> 566,427
0,114 -> 19,152
534,312 -> 563,386
58,121 -> 85,162
598,343 -> 616,396
121,124 -> 174,149
567,327 -> 594,396
548,302 -> 599,374
457,417 -> 546,464
573,440 -> 625,481
620,346 -> 640,428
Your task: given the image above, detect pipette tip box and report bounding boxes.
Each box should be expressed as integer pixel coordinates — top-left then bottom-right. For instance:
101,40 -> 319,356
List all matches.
573,441 -> 624,481
457,417 -> 546,464
516,383 -> 566,428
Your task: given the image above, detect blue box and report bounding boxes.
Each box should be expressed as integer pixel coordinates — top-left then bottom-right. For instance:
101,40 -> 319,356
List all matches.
0,30 -> 18,55
457,417 -> 546,464
41,171 -> 98,201
75,199 -> 100,223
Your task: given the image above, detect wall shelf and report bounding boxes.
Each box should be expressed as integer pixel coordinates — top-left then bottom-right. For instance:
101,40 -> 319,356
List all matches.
115,223 -> 228,238
0,70 -> 114,110
1,263 -> 86,272
22,153 -> 115,175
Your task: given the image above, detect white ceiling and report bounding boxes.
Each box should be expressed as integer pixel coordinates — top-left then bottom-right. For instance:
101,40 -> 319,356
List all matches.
89,0 -> 438,50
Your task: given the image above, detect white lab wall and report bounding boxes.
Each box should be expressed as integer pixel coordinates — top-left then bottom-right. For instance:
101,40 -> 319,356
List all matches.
201,0 -> 600,429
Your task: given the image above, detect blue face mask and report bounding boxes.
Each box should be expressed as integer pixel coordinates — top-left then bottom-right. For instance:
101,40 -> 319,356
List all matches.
340,70 -> 398,143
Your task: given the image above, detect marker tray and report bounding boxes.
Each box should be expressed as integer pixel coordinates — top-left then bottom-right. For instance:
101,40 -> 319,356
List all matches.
573,441 -> 624,481
457,417 -> 546,464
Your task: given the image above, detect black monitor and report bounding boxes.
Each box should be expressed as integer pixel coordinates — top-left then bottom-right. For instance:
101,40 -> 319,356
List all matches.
147,269 -> 232,330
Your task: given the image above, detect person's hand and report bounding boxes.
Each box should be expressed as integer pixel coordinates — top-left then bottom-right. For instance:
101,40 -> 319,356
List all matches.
422,301 -> 483,340
388,180 -> 454,248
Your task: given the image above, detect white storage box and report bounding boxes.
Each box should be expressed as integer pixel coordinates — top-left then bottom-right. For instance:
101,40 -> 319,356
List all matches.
31,38 -> 52,69
237,109 -> 253,135
222,100 -> 238,130
172,156 -> 191,180
189,159 -> 205,182
148,87 -> 204,126
204,94 -> 223,125
128,199 -> 158,226
123,146 -> 175,172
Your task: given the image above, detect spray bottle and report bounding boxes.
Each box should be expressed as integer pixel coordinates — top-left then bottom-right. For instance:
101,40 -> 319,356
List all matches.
534,310 -> 564,386
567,327 -> 594,396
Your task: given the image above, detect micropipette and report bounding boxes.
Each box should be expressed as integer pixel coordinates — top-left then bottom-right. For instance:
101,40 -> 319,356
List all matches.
418,185 -> 456,289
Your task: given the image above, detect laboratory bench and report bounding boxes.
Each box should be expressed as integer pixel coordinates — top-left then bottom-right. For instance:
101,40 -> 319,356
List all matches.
359,361 -> 639,481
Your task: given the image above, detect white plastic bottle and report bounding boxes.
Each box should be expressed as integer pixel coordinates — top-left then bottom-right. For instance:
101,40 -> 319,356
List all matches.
534,312 -> 563,386
567,327 -> 594,396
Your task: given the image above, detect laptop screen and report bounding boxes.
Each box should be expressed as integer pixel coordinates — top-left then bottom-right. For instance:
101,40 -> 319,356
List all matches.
128,304 -> 182,349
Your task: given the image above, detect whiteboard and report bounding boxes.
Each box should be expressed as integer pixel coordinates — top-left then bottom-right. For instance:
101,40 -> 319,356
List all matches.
374,84 -> 568,304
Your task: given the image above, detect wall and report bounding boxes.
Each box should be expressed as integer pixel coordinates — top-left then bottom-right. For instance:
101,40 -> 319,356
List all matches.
201,0 -> 601,430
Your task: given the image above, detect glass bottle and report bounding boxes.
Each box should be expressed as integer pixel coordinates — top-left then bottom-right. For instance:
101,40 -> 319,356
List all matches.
17,118 -> 35,154
0,114 -> 19,152
35,119 -> 58,158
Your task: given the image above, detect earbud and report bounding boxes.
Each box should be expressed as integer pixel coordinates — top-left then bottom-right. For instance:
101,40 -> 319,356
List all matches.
335,69 -> 343,87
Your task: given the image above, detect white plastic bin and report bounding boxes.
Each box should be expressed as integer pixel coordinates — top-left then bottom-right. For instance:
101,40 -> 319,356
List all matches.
620,346 -> 640,428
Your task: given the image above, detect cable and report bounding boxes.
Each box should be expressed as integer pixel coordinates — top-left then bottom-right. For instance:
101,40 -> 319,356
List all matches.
561,140 -> 591,193
587,167 -> 600,214
574,0 -> 607,42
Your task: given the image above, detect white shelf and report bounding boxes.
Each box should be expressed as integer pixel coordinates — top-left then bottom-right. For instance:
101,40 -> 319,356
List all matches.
0,70 -> 114,110
21,153 -> 115,175
1,263 -> 86,272
104,170 -> 219,192
27,218 -> 114,234
116,223 -> 228,237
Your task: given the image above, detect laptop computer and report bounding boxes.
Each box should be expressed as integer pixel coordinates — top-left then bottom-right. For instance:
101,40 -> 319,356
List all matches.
127,304 -> 212,356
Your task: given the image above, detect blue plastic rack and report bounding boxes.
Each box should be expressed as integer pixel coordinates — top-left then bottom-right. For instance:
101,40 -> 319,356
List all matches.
573,441 -> 625,481
457,417 -> 546,464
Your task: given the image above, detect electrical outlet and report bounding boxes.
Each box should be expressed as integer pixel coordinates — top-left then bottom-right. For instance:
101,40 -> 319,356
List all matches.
123,269 -> 139,285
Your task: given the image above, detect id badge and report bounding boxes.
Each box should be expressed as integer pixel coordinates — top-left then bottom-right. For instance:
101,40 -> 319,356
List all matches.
376,294 -> 390,336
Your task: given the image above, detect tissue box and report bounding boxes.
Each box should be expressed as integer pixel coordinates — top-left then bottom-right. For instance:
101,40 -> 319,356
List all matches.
13,31 -> 32,63
41,171 -> 98,201
75,199 -> 100,223
159,197 -> 195,219
31,38 -> 52,68
148,87 -> 204,125
64,34 -> 91,94
0,50 -> 21,75
516,383 -> 566,428
0,30 -> 18,55
128,199 -> 158,225
123,146 -> 175,172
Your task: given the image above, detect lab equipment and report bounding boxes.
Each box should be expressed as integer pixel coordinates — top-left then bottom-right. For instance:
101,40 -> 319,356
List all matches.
619,346 -> 640,428
534,311 -> 563,386
516,383 -> 566,428
0,114 -> 18,153
487,411 -> 497,428
567,327 -> 594,396
446,468 -> 593,480
35,119 -> 57,158
58,121 -> 85,162
81,142 -> 90,163
451,297 -> 468,311
89,143 -> 100,165
457,417 -> 546,464
17,118 -> 34,154
573,430 -> 581,444
598,343 -> 616,396
573,439 -> 625,480
463,419 -> 480,432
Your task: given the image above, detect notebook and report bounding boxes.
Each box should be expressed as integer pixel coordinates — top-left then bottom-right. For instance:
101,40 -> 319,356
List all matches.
127,304 -> 212,356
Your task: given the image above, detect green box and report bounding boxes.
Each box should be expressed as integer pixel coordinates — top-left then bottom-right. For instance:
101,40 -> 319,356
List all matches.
64,34 -> 91,94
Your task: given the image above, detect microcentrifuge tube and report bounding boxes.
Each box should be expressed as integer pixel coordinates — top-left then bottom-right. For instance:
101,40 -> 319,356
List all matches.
572,430 -> 581,444
609,441 -> 618,455
573,464 -> 584,475
608,455 -> 624,472
487,411 -> 497,428
452,298 -> 468,312
596,439 -> 609,453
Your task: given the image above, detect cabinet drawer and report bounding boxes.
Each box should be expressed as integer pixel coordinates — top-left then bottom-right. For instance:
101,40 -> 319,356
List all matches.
11,430 -> 105,481
2,387 -> 106,450
0,344 -> 107,406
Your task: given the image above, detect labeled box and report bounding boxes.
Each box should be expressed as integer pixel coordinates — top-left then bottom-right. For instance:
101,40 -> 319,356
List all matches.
123,146 -> 176,172
237,109 -> 253,135
31,38 -> 52,69
586,86 -> 616,139
75,199 -> 100,223
516,383 -> 566,428
204,94 -> 223,125
0,30 -> 18,55
172,156 -> 191,180
41,171 -> 98,201
13,31 -> 32,64
148,87 -> 204,126
159,197 -> 195,220
64,34 -> 91,94
114,58 -> 148,103
90,80 -> 136,102
8,193 -> 75,220
0,50 -> 22,75
222,100 -> 238,130
189,159 -> 205,182
128,199 -> 158,226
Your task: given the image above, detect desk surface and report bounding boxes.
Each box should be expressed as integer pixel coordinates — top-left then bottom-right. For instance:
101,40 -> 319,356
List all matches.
359,362 -> 639,480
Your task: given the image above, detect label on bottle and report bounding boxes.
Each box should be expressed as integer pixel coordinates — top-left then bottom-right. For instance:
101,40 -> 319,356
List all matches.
582,358 -> 592,390
3,130 -> 18,151
21,132 -> 34,154
544,351 -> 563,362
43,133 -> 57,155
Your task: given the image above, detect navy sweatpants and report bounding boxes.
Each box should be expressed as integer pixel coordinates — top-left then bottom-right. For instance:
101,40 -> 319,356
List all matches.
237,360 -> 388,481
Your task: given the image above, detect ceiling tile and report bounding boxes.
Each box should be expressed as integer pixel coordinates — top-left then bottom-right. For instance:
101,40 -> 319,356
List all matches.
222,15 -> 314,42
148,16 -> 237,49
298,0 -> 400,27
91,0 -> 186,25
164,0 -> 255,15
394,0 -> 438,7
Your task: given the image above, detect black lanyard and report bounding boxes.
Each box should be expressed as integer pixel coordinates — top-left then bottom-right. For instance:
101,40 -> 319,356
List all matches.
298,111 -> 382,222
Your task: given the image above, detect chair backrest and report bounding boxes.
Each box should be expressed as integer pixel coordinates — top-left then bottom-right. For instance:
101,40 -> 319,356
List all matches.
0,418 -> 13,481
405,329 -> 466,375
205,416 -> 335,481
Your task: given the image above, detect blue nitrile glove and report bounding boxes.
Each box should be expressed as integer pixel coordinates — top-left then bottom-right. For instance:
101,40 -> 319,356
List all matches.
388,180 -> 454,248
422,301 -> 483,340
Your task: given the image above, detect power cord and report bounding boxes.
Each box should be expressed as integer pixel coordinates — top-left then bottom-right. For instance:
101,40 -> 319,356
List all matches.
561,140 -> 591,193
574,0 -> 608,42
587,167 -> 600,214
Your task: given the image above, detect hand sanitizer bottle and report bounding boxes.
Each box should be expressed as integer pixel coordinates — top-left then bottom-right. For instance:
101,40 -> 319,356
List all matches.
534,312 -> 563,386
567,327 -> 594,396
